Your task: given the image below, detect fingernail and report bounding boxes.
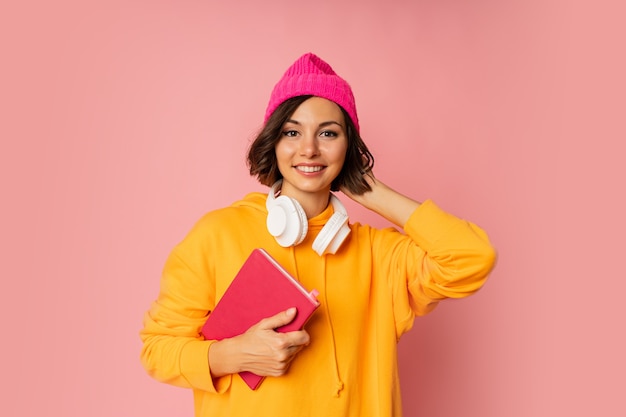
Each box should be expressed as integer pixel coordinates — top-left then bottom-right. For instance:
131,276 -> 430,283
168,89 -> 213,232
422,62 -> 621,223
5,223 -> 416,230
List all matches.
286,307 -> 296,315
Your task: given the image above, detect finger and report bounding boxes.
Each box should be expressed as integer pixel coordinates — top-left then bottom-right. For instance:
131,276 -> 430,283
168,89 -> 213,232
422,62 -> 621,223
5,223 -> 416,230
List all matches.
284,329 -> 310,347
257,307 -> 297,330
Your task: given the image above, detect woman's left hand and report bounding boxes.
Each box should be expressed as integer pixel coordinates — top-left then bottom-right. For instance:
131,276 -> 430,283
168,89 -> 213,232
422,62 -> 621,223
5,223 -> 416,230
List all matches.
340,172 -> 421,228
339,171 -> 376,206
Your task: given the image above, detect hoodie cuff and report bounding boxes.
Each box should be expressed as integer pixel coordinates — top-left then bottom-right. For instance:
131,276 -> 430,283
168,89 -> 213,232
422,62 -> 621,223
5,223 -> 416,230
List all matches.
180,339 -> 232,393
403,199 -> 456,249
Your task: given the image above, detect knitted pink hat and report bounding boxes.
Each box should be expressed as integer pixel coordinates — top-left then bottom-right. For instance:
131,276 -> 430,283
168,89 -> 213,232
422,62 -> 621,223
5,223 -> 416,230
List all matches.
264,53 -> 360,132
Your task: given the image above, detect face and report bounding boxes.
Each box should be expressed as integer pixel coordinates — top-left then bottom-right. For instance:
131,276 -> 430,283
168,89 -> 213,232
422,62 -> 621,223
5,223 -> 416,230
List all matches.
275,96 -> 348,201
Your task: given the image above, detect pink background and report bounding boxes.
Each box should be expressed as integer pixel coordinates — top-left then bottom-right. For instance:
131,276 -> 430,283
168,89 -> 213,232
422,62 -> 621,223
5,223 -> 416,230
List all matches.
2,0 -> 624,416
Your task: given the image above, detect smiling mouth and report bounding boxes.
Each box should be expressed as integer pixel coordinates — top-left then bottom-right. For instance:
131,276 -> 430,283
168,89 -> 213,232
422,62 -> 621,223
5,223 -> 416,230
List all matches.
296,165 -> 324,173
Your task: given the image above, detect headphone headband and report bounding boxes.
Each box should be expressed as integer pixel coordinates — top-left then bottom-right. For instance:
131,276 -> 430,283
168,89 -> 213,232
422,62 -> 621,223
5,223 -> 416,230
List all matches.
267,181 -> 347,213
266,181 -> 350,255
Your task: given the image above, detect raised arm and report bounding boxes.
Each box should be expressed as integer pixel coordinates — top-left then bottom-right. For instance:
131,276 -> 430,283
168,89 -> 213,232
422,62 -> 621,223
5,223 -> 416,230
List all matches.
341,173 -> 421,228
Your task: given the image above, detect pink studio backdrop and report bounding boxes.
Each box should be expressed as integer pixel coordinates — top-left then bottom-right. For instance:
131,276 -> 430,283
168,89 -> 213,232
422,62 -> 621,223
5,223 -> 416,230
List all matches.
2,1 -> 624,416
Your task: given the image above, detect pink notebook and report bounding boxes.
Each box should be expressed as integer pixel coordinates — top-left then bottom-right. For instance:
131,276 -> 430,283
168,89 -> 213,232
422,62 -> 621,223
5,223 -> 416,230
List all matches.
201,248 -> 320,390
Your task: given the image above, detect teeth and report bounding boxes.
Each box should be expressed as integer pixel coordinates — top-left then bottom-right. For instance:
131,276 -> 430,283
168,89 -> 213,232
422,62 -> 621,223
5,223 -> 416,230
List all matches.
297,166 -> 323,173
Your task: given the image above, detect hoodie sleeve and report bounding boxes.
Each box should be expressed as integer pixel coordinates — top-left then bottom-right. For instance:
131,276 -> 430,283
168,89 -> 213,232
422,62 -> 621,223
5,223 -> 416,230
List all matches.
139,215 -> 233,394
376,200 -> 497,338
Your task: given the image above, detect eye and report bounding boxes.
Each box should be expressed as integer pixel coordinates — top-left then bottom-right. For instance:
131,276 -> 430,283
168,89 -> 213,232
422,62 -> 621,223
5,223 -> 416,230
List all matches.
320,130 -> 338,138
281,130 -> 299,137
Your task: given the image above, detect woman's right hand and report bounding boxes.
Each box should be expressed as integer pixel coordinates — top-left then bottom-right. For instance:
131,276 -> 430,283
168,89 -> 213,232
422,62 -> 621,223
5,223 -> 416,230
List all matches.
207,308 -> 311,378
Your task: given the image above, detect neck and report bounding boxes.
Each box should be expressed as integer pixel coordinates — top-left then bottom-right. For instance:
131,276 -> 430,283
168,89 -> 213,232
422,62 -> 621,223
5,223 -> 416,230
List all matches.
278,184 -> 331,219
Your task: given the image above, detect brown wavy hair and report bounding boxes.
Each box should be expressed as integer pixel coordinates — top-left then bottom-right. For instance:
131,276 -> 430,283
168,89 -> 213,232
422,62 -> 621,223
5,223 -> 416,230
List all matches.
247,95 -> 374,194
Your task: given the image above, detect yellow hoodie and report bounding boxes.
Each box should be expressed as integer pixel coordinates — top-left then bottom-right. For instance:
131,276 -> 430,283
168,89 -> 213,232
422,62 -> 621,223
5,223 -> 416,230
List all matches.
140,192 -> 496,417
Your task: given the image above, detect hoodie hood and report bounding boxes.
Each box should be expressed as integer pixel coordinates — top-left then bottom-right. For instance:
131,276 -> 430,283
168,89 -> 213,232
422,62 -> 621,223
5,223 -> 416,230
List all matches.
231,191 -> 270,213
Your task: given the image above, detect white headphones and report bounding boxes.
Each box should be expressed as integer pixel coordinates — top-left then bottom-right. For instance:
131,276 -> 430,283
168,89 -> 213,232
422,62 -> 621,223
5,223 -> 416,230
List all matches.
266,180 -> 351,256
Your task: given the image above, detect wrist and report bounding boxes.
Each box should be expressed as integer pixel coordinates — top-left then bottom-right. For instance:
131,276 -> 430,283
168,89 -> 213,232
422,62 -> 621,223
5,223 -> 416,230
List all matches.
208,338 -> 240,378
358,179 -> 390,211
365,182 -> 421,227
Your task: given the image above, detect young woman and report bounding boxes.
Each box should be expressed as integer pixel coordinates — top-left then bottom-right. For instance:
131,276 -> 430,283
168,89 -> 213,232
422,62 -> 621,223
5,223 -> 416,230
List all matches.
140,53 -> 496,417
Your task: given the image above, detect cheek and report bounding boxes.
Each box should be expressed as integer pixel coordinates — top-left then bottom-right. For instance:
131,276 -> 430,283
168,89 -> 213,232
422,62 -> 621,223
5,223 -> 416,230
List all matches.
274,142 -> 295,172
328,143 -> 348,165
274,142 -> 290,161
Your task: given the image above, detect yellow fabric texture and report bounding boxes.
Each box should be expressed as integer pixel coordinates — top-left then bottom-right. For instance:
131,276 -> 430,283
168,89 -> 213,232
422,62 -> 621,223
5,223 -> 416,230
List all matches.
140,192 -> 496,417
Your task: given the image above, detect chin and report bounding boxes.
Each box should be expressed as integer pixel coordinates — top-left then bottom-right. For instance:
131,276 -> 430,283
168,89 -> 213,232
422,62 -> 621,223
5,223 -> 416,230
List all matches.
287,178 -> 334,193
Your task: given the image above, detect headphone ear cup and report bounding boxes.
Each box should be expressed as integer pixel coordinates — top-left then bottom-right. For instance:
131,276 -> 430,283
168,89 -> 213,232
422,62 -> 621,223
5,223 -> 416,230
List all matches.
312,212 -> 351,256
266,195 -> 308,247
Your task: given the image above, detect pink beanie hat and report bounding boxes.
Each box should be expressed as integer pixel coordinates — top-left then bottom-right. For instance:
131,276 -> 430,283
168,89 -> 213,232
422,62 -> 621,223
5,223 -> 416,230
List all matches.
264,53 -> 360,132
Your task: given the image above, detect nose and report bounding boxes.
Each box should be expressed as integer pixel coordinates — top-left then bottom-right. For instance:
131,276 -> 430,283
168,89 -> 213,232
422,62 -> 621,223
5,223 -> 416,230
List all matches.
299,133 -> 320,157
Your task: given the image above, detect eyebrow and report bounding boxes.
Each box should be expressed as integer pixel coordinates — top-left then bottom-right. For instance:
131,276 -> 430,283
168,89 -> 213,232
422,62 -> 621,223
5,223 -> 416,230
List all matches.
285,119 -> 345,129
